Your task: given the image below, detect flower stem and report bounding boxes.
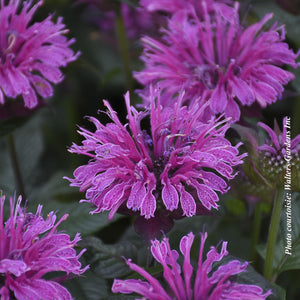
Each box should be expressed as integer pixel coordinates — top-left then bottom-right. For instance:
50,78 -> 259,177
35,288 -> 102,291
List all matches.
7,133 -> 26,201
250,202 -> 263,266
115,12 -> 133,95
264,189 -> 284,281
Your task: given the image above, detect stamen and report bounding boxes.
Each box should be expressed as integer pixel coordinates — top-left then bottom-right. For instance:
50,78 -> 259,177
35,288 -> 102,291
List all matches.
5,31 -> 18,53
194,64 -> 219,89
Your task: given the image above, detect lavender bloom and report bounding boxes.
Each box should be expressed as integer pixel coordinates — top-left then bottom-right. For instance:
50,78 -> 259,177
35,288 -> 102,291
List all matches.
112,231 -> 272,299
0,0 -> 79,109
0,194 -> 88,300
135,2 -> 299,120
66,90 -> 245,220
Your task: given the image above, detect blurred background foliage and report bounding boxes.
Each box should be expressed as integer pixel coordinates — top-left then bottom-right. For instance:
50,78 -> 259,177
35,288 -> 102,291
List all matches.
0,0 -> 300,299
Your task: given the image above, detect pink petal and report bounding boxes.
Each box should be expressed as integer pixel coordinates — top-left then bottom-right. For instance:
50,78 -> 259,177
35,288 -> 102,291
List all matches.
230,77 -> 254,105
161,178 -> 179,211
210,82 -> 227,113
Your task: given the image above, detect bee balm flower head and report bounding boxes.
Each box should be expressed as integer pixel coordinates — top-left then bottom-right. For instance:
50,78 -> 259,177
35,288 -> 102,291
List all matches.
257,117 -> 300,185
112,231 -> 272,299
66,89 -> 246,221
135,1 -> 299,121
0,193 -> 88,300
0,0 -> 79,109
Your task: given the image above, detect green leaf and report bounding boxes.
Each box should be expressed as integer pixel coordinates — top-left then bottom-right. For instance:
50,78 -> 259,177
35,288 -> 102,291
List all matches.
81,236 -> 137,279
169,213 -> 253,261
271,284 -> 286,300
168,215 -> 220,247
0,112 -> 44,195
257,193 -> 300,279
28,171 -> 122,237
63,269 -> 108,300
0,98 -> 43,137
0,116 -> 30,137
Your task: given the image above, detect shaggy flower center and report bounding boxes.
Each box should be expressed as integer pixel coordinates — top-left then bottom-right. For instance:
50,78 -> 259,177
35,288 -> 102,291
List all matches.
259,148 -> 299,181
263,151 -> 286,166
193,64 -> 219,89
153,130 -> 180,177
263,150 -> 299,164
153,156 -> 164,174
192,59 -> 242,89
153,146 -> 175,185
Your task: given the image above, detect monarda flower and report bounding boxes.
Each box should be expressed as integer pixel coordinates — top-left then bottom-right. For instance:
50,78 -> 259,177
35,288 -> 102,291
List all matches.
0,0 -> 79,109
112,231 -> 272,299
135,1 -> 299,120
0,193 -> 88,300
257,117 -> 300,188
66,90 -> 245,220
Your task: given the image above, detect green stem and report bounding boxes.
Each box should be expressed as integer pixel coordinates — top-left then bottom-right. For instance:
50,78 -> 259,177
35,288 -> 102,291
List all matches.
115,12 -> 133,95
264,189 -> 284,281
7,134 -> 26,201
250,202 -> 263,266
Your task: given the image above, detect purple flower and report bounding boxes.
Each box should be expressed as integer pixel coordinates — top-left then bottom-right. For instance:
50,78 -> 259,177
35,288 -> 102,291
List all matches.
231,117 -> 300,204
0,0 -> 79,109
66,89 -> 245,220
0,193 -> 88,300
258,117 -> 300,158
135,2 -> 299,120
257,117 -> 300,184
112,231 -> 272,299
